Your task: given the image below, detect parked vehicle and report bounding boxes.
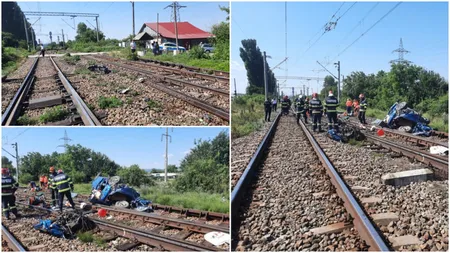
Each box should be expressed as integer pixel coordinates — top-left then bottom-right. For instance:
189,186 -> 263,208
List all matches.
159,42 -> 186,53
200,43 -> 215,53
89,175 -> 152,212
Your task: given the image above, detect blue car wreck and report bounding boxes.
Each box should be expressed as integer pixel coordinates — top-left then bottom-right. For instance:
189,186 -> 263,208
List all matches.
89,176 -> 152,212
382,102 -> 432,136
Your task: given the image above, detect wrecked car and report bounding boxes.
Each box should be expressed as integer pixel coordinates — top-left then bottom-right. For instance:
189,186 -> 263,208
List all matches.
382,102 -> 432,136
89,175 -> 152,212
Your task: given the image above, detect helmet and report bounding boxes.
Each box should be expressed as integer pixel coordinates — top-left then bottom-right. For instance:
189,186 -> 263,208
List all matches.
328,90 -> 334,96
312,93 -> 318,98
57,169 -> 63,174
1,168 -> 9,176
299,95 -> 303,99
49,167 -> 55,173
359,93 -> 365,98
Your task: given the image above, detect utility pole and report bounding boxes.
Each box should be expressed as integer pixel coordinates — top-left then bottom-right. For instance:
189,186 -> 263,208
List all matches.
95,16 -> 99,42
277,82 -> 280,99
234,78 -> 237,97
165,2 -> 186,54
292,87 -> 294,98
23,14 -> 30,51
263,51 -> 268,101
307,87 -> 309,96
335,61 -> 340,102
157,13 -> 159,43
303,84 -> 306,96
131,1 -> 135,37
62,29 -> 65,45
161,128 -> 172,183
49,31 -> 53,43
11,143 -> 19,180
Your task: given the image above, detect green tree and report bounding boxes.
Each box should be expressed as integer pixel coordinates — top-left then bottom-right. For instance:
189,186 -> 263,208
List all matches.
117,164 -> 154,187
210,5 -> 229,61
240,39 -> 277,95
167,165 -> 179,173
319,75 -> 338,99
2,2 -> 36,49
75,22 -> 105,43
1,156 -> 16,175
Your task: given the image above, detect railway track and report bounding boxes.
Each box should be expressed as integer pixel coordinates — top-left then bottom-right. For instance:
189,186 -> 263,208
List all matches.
3,201 -> 228,251
1,57 -> 101,126
86,55 -> 229,122
138,58 -> 229,78
232,114 -> 448,251
343,120 -> 448,179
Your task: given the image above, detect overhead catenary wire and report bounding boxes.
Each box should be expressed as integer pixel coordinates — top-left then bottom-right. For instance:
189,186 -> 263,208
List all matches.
331,2 -> 402,62
335,2 -> 357,22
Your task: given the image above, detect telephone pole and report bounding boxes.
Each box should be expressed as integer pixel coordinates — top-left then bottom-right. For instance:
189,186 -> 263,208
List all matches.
11,143 -> 19,180
263,51 -> 268,101
165,2 -> 186,54
161,128 -> 172,182
23,14 -> 30,51
234,78 -> 237,97
334,61 -> 340,102
131,1 -> 135,37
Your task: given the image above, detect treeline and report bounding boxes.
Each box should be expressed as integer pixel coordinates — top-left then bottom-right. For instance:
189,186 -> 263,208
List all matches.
2,2 -> 36,49
317,63 -> 448,116
1,131 -> 230,196
240,39 -> 277,95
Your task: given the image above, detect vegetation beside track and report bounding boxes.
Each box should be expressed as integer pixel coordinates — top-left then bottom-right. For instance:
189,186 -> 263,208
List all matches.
231,94 -> 266,138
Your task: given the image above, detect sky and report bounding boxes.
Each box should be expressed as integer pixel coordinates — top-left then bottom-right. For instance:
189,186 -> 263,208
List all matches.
18,1 -> 228,44
231,2 -> 448,96
1,127 -> 228,170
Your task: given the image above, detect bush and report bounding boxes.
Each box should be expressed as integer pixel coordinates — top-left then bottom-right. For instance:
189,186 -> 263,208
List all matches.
188,46 -> 209,59
39,106 -> 69,123
98,96 -> 123,109
125,50 -> 138,61
19,173 -> 34,184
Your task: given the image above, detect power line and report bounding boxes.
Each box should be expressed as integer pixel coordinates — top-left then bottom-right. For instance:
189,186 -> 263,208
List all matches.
332,2 -> 402,61
231,18 -> 247,37
10,128 -> 30,142
335,2 -> 357,22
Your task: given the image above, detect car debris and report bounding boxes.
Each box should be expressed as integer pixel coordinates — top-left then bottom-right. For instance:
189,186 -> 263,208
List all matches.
204,232 -> 230,246
379,102 -> 433,136
33,210 -> 96,238
89,175 -> 152,212
87,65 -> 111,74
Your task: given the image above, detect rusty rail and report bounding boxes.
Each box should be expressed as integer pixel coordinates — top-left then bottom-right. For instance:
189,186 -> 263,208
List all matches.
87,56 -> 229,121
150,204 -> 229,222
2,224 -> 27,251
2,57 -> 39,126
298,119 -> 390,251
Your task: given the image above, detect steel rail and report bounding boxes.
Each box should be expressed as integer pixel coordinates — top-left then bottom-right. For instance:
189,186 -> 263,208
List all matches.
14,202 -> 221,251
89,205 -> 228,234
2,224 -> 27,252
89,56 -> 228,96
381,128 -> 448,148
87,57 -> 229,121
150,204 -> 229,222
365,135 -> 448,178
49,57 -> 102,126
91,218 -> 220,252
2,57 -> 39,126
231,112 -> 281,220
298,119 -> 390,251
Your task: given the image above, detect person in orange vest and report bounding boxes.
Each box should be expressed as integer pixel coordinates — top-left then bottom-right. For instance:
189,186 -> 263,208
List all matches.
353,99 -> 359,117
43,175 -> 48,189
39,175 -> 45,188
346,98 -> 353,116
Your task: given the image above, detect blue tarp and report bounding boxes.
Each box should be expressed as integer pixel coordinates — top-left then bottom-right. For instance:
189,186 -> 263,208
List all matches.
33,219 -> 65,237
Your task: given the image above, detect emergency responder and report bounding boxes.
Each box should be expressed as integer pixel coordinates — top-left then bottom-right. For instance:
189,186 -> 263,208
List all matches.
304,97 -> 310,123
52,169 -> 75,212
2,168 -> 20,220
359,94 -> 368,124
272,98 -> 277,112
281,96 -> 290,116
48,167 -> 59,207
309,93 -> 323,132
353,99 -> 359,116
346,98 -> 353,115
39,175 -> 45,188
264,98 -> 272,122
295,95 -> 306,124
324,90 -> 339,131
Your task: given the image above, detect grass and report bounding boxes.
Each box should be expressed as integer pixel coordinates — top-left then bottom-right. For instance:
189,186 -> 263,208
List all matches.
17,115 -> 38,125
365,108 -> 388,120
63,54 -> 81,65
348,138 -> 364,147
139,183 -> 229,213
77,231 -> 94,243
39,106 -> 69,123
74,183 -> 92,195
72,182 -> 227,213
231,95 -> 266,138
116,49 -> 229,72
146,99 -> 162,111
98,96 -> 123,109
2,47 -> 36,76
74,67 -> 91,75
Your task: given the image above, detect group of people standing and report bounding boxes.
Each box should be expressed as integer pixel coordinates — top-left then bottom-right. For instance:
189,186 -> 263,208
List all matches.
263,92 -> 368,131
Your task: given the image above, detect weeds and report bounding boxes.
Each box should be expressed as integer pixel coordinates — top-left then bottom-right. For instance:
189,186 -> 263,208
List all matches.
77,231 -> 94,243
63,55 -> 81,65
74,68 -> 91,75
98,96 -> 123,109
147,99 -> 162,111
348,138 -> 364,147
17,115 -> 38,125
39,106 -> 69,123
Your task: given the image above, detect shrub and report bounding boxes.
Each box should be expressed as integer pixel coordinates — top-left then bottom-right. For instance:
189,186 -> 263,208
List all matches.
98,96 -> 123,109
39,106 -> 69,123
19,173 -> 34,184
188,46 -> 208,59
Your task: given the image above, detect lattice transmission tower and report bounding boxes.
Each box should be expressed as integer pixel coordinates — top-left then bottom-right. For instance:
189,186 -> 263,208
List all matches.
390,38 -> 412,64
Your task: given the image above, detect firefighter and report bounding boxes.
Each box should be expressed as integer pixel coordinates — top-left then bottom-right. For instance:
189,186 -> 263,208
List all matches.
52,169 -> 75,212
309,93 -> 323,132
39,175 -> 45,188
48,167 -> 59,207
359,94 -> 368,124
295,95 -> 306,124
304,97 -> 310,123
264,98 -> 272,122
281,96 -> 290,116
324,90 -> 339,131
2,168 -> 20,220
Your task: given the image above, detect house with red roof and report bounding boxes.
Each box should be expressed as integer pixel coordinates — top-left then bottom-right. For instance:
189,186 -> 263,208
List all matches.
135,22 -> 214,50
